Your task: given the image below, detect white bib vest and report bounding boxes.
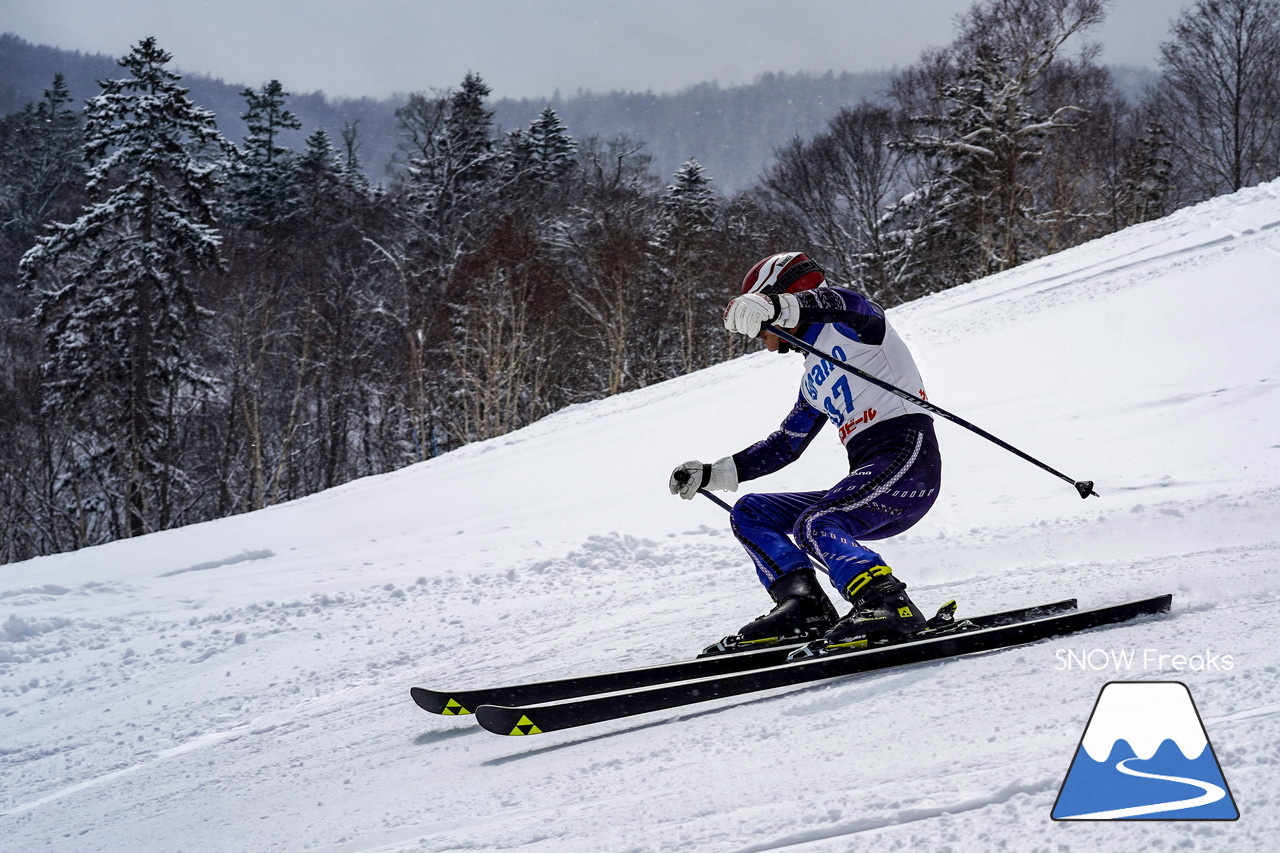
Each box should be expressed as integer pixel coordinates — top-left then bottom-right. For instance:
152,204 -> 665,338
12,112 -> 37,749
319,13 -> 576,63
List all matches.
797,320 -> 927,446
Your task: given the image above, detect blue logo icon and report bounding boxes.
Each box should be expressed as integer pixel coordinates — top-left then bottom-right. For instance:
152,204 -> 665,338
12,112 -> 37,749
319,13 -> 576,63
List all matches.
1052,681 -> 1239,820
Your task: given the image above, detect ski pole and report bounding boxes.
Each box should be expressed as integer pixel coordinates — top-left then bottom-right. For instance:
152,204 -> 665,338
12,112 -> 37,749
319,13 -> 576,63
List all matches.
696,489 -> 734,512
671,469 -> 735,512
763,324 -> 1099,499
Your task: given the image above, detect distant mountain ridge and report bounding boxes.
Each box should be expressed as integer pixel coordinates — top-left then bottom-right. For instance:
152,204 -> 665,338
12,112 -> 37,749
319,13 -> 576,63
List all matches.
1,32 -> 1157,193
494,71 -> 898,191
0,32 -> 902,191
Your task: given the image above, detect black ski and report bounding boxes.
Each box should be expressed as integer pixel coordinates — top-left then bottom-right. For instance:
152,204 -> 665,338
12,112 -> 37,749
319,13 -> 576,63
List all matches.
410,598 -> 1077,717
473,594 -> 1172,736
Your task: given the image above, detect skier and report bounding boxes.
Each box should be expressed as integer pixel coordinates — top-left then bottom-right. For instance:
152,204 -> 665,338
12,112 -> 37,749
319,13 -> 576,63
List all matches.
670,252 -> 942,656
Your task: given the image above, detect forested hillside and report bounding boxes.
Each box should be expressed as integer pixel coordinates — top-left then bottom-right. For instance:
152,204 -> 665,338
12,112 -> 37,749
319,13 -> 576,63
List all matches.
2,0 -> 1278,562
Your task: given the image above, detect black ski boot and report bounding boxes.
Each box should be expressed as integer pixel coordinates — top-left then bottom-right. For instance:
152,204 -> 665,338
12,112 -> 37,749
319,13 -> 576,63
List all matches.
789,565 -> 928,659
700,569 -> 839,657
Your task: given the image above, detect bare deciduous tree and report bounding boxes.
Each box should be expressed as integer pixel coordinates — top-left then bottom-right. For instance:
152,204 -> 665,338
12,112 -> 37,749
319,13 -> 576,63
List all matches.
764,104 -> 911,301
1151,0 -> 1280,199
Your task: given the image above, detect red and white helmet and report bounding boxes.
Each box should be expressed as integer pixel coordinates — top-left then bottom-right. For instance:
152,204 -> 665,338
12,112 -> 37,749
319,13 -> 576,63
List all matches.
740,252 -> 825,296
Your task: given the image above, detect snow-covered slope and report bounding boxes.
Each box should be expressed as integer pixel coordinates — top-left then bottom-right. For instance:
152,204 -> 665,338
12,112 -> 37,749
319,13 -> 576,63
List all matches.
3,182 -> 1279,852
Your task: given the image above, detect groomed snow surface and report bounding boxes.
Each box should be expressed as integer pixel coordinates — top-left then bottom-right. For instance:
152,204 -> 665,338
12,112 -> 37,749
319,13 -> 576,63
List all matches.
3,181 -> 1280,852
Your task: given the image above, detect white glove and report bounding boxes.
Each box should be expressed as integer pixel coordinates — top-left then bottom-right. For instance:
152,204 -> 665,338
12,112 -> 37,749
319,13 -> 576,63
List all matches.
669,457 -> 739,500
723,292 -> 800,337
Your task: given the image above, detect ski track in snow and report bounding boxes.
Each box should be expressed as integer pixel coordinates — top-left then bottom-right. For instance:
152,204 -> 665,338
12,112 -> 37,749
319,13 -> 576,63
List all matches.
728,778 -> 1060,853
4,182 -> 1280,851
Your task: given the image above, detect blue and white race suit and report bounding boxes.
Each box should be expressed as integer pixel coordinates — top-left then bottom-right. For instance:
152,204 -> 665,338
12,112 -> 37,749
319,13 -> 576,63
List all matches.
729,285 -> 942,598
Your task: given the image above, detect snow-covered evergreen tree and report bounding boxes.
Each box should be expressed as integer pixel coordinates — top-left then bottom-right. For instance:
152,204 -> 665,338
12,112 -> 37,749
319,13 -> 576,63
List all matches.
658,159 -> 717,234
404,72 -> 498,205
1,73 -> 85,335
390,74 -> 508,452
525,106 -> 576,183
400,73 -> 502,255
0,74 -> 83,247
506,106 -> 577,197
884,46 -> 1015,290
0,74 -> 90,557
18,37 -> 231,538
443,72 -> 497,189
226,79 -> 302,229
290,127 -> 375,228
298,130 -> 340,212
651,159 -> 718,375
882,0 -> 1105,295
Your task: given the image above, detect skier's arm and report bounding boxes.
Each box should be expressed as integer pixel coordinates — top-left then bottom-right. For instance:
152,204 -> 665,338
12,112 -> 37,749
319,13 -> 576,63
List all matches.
725,286 -> 886,343
732,394 -> 827,482
791,286 -> 886,344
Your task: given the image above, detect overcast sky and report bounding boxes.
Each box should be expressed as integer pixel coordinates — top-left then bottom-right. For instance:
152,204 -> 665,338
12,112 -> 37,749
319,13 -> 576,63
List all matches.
6,0 -> 1190,101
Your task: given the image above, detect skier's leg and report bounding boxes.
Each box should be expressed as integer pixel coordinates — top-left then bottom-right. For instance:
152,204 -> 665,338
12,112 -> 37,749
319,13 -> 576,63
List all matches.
706,492 -> 839,651
729,491 -> 823,587
793,419 -> 942,647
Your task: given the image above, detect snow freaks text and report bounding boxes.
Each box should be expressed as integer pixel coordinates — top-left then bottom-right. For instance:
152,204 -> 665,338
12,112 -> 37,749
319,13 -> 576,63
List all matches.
1054,648 -> 1235,672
